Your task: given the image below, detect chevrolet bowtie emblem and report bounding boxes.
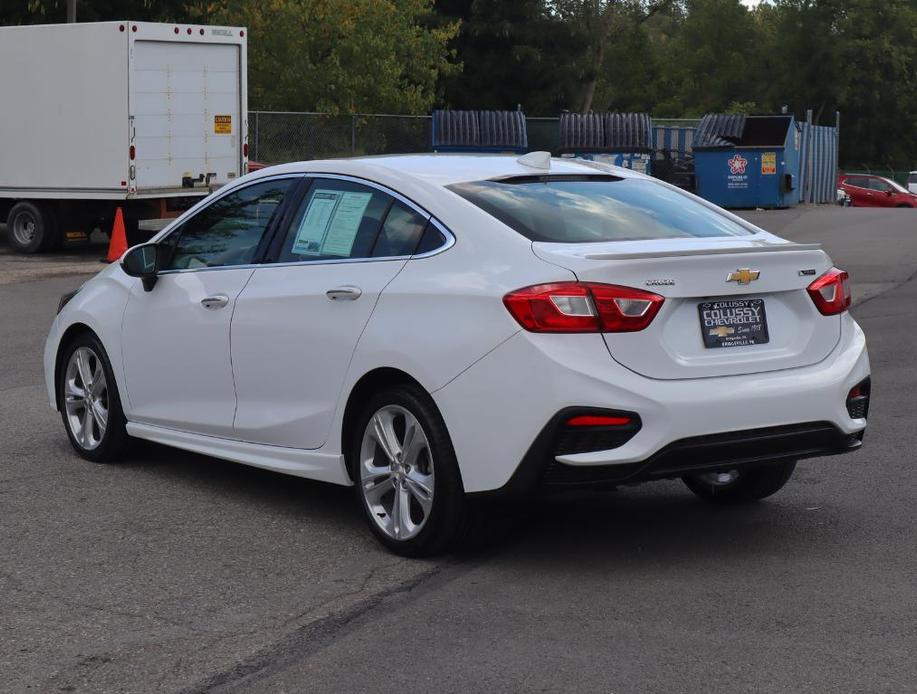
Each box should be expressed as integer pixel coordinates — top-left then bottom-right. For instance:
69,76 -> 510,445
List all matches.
726,268 -> 760,284
709,326 -> 735,337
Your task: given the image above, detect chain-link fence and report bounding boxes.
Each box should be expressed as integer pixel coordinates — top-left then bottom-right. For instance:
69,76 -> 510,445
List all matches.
247,112 -> 708,164
249,111 -> 573,164
249,111 -> 431,164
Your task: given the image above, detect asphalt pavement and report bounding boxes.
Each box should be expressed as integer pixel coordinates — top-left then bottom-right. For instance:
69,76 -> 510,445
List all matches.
1,207 -> 915,693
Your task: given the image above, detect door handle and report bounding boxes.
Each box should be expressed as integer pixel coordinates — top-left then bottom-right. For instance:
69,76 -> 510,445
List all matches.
326,286 -> 362,301
200,294 -> 230,310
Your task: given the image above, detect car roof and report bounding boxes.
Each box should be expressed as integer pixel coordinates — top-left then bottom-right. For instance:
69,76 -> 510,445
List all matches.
245,153 -> 642,188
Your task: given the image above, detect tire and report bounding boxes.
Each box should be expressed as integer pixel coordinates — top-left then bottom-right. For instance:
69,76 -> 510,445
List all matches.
7,201 -> 58,254
349,384 -> 476,557
58,332 -> 130,463
682,461 -> 796,504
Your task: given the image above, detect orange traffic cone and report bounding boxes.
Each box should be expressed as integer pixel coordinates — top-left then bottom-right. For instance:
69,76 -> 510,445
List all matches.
103,207 -> 129,263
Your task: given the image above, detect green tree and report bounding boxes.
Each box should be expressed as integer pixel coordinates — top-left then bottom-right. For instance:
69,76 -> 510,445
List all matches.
547,0 -> 676,111
655,0 -> 765,116
0,0 -> 191,23
434,0 -> 582,114
201,0 -> 459,114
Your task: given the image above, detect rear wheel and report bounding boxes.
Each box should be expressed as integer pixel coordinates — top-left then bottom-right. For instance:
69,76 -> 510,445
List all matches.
351,384 -> 476,557
58,333 -> 130,463
7,201 -> 58,253
682,461 -> 796,504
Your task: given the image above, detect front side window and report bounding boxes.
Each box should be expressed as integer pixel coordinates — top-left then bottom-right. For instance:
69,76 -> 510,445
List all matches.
448,176 -> 754,243
165,178 -> 293,270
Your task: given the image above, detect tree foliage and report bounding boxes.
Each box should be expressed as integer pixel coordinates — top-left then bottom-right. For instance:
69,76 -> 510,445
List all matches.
198,0 -> 459,114
1,0 -> 915,165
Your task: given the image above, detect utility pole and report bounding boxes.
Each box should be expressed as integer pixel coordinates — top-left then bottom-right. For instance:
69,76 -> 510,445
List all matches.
67,0 -> 77,23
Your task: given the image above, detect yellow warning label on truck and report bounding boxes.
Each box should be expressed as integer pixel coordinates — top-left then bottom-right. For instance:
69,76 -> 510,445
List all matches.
214,115 -> 232,134
761,151 -> 777,175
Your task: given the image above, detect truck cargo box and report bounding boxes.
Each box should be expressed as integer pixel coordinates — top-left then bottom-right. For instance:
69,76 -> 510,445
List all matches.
0,21 -> 248,201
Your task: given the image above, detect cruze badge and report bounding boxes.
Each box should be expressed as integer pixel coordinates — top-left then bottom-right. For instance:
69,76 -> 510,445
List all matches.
726,268 -> 760,285
645,278 -> 675,286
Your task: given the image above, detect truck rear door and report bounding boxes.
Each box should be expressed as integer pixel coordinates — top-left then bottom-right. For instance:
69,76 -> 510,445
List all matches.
132,38 -> 242,192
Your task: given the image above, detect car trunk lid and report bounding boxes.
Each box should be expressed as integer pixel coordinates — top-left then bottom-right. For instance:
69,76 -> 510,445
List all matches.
533,237 -> 841,379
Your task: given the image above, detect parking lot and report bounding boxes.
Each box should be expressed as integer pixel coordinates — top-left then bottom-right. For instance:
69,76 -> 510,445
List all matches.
1,206 -> 915,693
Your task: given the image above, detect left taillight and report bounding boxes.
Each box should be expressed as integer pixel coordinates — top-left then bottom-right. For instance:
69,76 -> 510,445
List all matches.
807,267 -> 851,315
503,282 -> 664,333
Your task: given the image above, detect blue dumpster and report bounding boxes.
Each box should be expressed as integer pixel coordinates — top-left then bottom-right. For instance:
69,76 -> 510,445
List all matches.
558,112 -> 654,175
693,114 -> 801,208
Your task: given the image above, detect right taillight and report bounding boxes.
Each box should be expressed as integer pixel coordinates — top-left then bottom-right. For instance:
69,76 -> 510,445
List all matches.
503,282 -> 664,333
807,267 -> 851,315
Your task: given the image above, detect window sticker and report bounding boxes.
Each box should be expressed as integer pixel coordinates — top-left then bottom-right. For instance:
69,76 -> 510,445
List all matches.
291,189 -> 372,257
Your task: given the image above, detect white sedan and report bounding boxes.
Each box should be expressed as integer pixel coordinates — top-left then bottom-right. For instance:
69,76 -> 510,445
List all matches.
45,154 -> 870,556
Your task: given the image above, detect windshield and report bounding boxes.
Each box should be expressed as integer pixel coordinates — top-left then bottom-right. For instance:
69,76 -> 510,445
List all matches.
448,176 -> 754,243
887,178 -> 909,193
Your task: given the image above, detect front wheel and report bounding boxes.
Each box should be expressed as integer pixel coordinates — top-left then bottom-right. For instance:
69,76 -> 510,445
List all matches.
351,385 -> 475,557
58,333 -> 130,463
682,461 -> 796,504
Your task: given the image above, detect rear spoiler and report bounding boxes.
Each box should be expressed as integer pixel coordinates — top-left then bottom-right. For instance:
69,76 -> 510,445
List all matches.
579,243 -> 823,261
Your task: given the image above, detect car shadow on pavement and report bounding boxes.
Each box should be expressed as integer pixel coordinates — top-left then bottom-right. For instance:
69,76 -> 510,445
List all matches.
487,482 -> 848,569
117,439 -> 360,526
109,439 -> 848,563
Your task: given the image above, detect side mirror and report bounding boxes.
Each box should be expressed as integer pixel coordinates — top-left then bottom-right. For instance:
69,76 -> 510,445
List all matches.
121,243 -> 167,292
885,189 -> 894,196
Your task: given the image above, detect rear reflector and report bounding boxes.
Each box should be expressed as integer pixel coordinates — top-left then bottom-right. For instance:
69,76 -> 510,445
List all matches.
504,282 -> 664,333
566,415 -> 632,427
129,145 -> 136,160
807,267 -> 851,315
846,377 -> 870,419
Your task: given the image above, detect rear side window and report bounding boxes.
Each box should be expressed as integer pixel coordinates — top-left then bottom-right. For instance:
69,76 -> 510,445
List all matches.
371,201 -> 427,257
864,178 -> 890,191
277,179 -> 391,262
448,176 -> 753,243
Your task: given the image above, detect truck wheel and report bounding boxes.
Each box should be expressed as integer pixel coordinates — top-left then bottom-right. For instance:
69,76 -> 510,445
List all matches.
7,201 -> 57,253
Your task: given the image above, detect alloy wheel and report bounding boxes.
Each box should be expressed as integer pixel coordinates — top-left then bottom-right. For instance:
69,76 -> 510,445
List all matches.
359,405 -> 435,541
63,347 -> 109,451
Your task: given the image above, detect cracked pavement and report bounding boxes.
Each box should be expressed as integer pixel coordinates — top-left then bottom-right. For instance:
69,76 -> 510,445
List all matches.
1,207 -> 915,692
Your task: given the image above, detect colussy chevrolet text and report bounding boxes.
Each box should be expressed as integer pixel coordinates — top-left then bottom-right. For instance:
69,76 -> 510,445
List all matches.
45,154 -> 870,556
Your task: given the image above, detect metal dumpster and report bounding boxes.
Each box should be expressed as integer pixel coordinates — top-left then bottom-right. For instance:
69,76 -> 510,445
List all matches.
558,112 -> 654,174
693,114 -> 801,208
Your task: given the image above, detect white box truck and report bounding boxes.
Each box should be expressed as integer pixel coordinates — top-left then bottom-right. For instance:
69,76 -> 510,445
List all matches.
0,21 -> 248,253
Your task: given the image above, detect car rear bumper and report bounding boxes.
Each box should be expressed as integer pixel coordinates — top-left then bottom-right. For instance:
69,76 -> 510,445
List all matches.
490,420 -> 862,496
433,313 -> 869,494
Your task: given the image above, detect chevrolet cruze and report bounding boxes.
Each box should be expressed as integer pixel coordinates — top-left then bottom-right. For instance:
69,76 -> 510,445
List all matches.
45,154 -> 870,556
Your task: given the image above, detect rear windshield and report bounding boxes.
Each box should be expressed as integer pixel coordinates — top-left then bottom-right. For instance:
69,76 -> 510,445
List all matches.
908,173 -> 917,183
448,176 -> 754,243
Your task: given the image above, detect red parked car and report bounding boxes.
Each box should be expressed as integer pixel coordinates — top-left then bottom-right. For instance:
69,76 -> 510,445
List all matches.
837,173 -> 917,207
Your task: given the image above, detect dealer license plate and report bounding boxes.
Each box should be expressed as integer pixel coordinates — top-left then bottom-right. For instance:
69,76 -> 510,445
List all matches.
698,298 -> 769,349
